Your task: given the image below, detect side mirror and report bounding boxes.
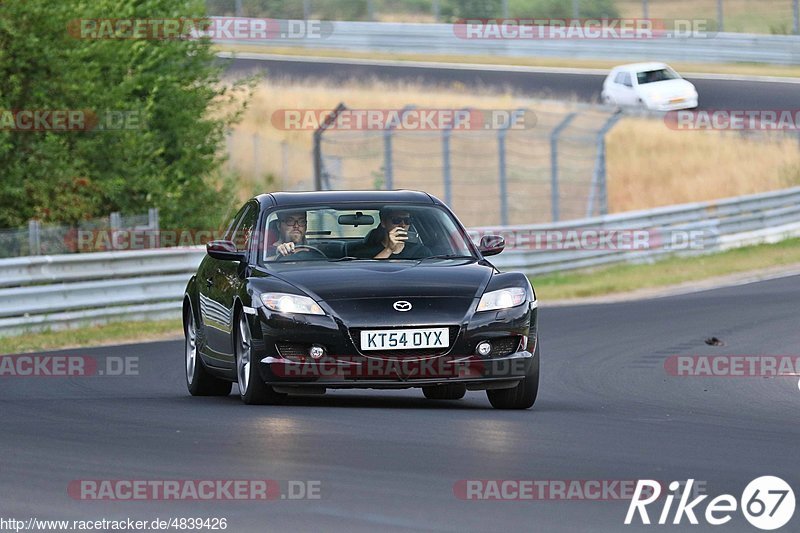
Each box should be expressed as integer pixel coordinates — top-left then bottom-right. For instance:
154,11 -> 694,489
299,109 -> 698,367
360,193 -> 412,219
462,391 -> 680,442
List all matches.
206,240 -> 246,262
478,235 -> 505,256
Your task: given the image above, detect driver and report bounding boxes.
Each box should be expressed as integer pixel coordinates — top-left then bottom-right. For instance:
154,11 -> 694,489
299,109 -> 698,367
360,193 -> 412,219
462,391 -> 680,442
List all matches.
271,210 -> 308,258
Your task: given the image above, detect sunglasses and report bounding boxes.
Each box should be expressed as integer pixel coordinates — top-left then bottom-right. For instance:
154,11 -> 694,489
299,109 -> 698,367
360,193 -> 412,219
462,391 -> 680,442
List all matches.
390,216 -> 412,225
280,218 -> 307,227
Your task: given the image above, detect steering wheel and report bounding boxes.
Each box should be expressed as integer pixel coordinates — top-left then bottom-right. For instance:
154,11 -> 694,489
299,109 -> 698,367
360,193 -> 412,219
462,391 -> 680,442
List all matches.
275,244 -> 327,261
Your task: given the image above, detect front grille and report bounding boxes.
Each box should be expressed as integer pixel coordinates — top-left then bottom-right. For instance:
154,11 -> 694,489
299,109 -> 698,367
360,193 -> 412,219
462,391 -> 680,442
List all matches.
276,342 -> 309,360
487,336 -> 522,357
349,325 -> 459,358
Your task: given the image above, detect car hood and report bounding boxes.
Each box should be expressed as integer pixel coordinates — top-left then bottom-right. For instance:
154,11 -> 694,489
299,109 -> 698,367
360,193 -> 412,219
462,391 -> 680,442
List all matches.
258,260 -> 493,327
636,79 -> 695,98
264,259 -> 493,301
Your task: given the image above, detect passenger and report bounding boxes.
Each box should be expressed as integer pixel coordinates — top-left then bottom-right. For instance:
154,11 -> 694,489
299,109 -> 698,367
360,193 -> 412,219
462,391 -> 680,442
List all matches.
355,208 -> 431,259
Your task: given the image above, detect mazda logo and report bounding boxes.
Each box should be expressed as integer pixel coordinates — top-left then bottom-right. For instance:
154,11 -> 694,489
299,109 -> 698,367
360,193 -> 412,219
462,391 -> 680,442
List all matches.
393,301 -> 412,312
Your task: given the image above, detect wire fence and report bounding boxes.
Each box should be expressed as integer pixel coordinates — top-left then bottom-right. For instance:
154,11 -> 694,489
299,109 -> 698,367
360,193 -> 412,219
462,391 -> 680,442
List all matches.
313,105 -> 621,226
0,209 -> 159,259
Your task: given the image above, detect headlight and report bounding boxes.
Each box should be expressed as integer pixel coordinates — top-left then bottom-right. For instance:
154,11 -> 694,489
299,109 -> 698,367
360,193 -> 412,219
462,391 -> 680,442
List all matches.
477,287 -> 527,312
260,292 -> 324,315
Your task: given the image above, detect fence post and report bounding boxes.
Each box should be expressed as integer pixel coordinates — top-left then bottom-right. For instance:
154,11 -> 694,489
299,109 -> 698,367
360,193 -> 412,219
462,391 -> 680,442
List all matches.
441,108 -> 472,208
642,0 -> 648,19
383,129 -> 394,190
497,109 -> 527,226
572,0 -> 580,18
587,112 -> 623,217
795,0 -> 799,35
28,219 -> 41,256
234,0 -> 242,17
717,0 -> 724,32
432,0 -> 440,22
382,105 -> 416,190
303,0 -> 311,19
313,103 -> 347,190
148,208 -> 160,248
442,129 -> 452,206
550,112 -> 577,222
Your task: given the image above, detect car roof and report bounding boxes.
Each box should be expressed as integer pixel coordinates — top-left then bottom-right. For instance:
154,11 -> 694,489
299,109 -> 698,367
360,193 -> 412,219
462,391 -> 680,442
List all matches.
256,190 -> 440,208
613,62 -> 671,73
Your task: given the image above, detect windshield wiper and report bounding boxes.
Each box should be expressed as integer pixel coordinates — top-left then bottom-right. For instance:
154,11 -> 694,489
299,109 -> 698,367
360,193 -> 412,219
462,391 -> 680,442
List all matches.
327,256 -> 363,262
420,254 -> 476,261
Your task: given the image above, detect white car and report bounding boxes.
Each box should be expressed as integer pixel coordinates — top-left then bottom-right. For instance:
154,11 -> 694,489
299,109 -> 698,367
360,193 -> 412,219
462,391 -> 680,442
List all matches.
601,62 -> 698,111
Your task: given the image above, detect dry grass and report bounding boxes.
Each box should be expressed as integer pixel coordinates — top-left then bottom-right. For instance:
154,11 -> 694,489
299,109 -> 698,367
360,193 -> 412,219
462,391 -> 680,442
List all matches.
606,118 -> 800,212
616,0 -> 796,34
225,79 -> 800,222
226,78 -> 572,209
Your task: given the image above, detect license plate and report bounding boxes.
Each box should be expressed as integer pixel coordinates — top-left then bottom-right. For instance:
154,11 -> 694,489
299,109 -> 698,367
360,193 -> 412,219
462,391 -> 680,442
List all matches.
360,328 -> 449,351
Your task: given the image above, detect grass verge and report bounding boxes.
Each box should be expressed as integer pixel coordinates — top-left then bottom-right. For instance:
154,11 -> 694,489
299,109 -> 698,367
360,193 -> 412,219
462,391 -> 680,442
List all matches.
533,237 -> 800,300
1,319 -> 183,355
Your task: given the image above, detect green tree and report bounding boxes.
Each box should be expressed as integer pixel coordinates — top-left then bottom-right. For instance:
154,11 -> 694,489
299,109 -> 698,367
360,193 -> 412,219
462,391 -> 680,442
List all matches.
0,0 -> 248,229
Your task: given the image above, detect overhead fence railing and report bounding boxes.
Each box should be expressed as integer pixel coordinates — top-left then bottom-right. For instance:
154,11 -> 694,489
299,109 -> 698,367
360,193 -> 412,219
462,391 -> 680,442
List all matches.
211,18 -> 800,65
2,186 -> 800,336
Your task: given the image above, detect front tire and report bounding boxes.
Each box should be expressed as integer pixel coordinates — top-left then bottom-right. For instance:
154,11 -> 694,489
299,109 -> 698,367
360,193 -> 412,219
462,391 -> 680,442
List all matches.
422,383 -> 466,400
487,344 -> 539,410
185,303 -> 232,397
235,311 -> 285,405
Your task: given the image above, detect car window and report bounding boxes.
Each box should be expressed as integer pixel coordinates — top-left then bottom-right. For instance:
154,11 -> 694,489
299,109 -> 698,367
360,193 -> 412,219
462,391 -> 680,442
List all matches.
620,72 -> 633,87
637,68 -> 680,85
261,204 -> 475,263
222,203 -> 250,241
231,202 -> 257,253
614,72 -> 626,85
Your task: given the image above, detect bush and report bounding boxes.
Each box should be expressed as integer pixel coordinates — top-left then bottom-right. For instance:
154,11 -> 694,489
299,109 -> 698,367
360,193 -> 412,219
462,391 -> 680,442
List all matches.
0,0 -> 248,230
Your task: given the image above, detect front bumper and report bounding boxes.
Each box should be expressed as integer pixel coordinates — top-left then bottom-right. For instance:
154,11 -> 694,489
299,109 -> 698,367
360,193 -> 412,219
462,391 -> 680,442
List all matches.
648,96 -> 698,111
258,350 -> 534,390
250,298 -> 538,390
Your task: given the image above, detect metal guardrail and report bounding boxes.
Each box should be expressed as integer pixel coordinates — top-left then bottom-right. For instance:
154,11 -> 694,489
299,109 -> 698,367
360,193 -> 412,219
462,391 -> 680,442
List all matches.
215,19 -> 800,65
2,186 -> 800,336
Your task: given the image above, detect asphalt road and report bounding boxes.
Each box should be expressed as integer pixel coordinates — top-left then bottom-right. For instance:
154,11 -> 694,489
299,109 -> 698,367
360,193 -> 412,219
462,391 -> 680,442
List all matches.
225,56 -> 800,110
2,275 -> 799,532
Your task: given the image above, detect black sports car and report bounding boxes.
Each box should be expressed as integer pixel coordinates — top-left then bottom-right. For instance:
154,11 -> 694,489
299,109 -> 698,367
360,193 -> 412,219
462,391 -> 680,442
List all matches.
183,190 -> 539,409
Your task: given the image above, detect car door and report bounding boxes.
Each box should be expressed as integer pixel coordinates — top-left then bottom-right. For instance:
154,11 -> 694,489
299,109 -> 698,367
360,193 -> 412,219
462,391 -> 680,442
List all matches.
198,203 -> 254,364
215,201 -> 259,362
615,71 -> 637,105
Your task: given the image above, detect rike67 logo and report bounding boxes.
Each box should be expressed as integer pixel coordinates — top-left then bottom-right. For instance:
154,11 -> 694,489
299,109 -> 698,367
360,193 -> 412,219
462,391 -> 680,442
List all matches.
625,477 -> 795,530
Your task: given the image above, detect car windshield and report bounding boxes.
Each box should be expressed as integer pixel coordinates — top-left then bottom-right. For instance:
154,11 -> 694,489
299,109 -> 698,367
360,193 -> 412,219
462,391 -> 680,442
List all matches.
261,203 -> 475,263
636,68 -> 680,85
